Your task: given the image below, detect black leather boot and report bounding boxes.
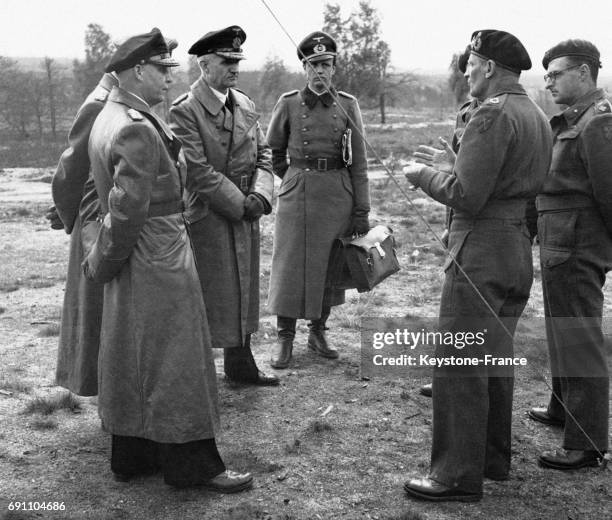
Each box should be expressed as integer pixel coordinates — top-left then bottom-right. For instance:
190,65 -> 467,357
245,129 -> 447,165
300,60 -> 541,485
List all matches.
307,308 -> 338,359
271,317 -> 296,369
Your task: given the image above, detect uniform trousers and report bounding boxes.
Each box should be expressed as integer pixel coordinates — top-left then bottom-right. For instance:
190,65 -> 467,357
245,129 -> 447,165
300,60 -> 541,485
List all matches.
539,208 -> 611,450
429,215 -> 533,493
111,434 -> 225,487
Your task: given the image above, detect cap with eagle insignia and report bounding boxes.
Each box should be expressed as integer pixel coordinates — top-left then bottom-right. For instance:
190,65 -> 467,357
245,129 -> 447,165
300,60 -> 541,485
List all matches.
297,31 -> 337,63
105,28 -> 179,73
188,25 -> 246,60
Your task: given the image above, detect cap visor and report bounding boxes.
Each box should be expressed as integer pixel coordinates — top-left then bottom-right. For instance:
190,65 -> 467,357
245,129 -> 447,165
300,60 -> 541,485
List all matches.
303,53 -> 336,63
148,57 -> 180,67
215,51 -> 245,60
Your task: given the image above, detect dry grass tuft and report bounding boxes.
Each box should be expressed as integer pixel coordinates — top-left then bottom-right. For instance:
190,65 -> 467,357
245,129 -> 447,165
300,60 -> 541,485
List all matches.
22,392 -> 81,416
38,323 -> 60,337
30,417 -> 58,430
0,376 -> 31,394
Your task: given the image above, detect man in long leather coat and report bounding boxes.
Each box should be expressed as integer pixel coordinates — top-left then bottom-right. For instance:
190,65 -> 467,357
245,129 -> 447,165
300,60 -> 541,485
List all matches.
83,29 -> 252,492
169,26 -> 278,386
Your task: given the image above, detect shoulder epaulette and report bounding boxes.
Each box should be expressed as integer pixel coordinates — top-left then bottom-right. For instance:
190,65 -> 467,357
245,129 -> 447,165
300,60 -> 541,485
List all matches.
485,93 -> 509,107
127,108 -> 144,121
594,99 -> 612,114
338,91 -> 356,100
172,93 -> 189,106
281,90 -> 299,98
93,89 -> 109,103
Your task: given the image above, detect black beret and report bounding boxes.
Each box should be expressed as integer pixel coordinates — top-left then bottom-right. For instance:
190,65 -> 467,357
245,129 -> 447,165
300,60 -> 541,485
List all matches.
469,29 -> 531,72
542,39 -> 601,69
188,25 -> 246,59
105,28 -> 179,73
297,31 -> 337,62
458,45 -> 471,74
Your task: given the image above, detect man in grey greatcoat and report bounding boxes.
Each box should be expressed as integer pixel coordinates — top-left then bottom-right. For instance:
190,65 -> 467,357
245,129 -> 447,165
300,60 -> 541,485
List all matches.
265,31 -> 370,369
169,26 -> 278,386
403,30 -> 552,501
84,28 -> 252,492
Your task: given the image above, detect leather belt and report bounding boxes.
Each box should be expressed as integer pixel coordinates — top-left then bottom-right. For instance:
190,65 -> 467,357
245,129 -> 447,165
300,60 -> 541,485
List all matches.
290,157 -> 345,171
454,199 -> 528,220
536,193 -> 594,212
148,200 -> 184,217
228,171 -> 253,194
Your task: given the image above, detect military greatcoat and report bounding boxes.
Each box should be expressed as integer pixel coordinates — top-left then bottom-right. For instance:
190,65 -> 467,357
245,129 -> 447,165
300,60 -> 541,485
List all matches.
169,78 -> 274,349
53,73 -> 118,396
414,80 -> 553,493
265,87 -> 370,319
84,87 -> 219,443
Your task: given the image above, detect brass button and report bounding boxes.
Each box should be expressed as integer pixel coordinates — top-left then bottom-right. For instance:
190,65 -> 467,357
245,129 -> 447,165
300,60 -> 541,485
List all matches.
333,114 -> 337,118
303,141 -> 308,145
305,168 -> 311,171
302,114 -> 308,119
302,127 -> 308,132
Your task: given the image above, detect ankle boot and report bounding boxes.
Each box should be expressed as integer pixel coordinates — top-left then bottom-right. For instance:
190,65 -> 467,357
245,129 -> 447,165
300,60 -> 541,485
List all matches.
307,309 -> 338,359
271,317 -> 295,369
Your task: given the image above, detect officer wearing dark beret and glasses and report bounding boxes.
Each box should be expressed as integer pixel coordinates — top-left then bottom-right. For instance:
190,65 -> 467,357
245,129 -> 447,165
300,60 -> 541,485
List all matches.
404,30 -> 553,501
51,36 -> 177,398
84,29 -> 252,492
527,39 -> 610,471
266,31 -> 370,369
169,26 -> 278,386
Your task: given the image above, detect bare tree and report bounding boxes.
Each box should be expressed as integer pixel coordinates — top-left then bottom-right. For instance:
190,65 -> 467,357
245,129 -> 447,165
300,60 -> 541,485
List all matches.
448,52 -> 469,105
73,23 -> 115,100
43,57 -> 59,139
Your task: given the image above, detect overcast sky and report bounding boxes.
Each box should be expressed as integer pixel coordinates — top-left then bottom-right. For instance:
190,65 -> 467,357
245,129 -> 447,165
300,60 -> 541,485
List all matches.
2,0 -> 612,74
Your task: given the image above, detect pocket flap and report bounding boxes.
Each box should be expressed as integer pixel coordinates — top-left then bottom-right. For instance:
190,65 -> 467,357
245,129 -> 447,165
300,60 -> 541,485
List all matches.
540,246 -> 572,268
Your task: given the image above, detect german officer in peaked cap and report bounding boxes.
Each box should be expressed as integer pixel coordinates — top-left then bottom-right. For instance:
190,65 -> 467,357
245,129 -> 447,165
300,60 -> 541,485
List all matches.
169,26 -> 278,386
84,28 -> 252,492
52,33 -> 178,398
528,39 -> 610,471
266,31 -> 370,369
404,30 -> 552,501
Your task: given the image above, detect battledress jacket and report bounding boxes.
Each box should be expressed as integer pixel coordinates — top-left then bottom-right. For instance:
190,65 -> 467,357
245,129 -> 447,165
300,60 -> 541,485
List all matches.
265,87 -> 370,319
169,78 -> 274,349
53,73 -> 118,396
84,87 -> 219,443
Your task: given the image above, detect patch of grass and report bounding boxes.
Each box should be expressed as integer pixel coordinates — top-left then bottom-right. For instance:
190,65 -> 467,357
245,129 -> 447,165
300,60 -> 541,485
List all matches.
0,306 -> 6,314
38,323 -> 60,337
305,419 -> 333,434
0,281 -> 21,292
284,438 -> 302,455
30,417 -> 58,430
22,392 -> 81,416
384,511 -> 428,520
0,376 -> 31,394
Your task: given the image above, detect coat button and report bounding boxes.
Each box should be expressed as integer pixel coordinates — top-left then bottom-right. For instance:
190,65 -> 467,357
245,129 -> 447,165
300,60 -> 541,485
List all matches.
221,142 -> 227,146
333,114 -> 337,118
301,102 -> 305,106
302,114 -> 308,119
303,141 -> 308,145
333,102 -> 337,106
305,155 -> 310,159
302,127 -> 308,132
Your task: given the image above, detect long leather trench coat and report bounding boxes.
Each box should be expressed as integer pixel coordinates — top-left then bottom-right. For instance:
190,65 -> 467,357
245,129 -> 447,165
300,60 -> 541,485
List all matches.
169,78 -> 273,349
84,87 -> 219,443
53,73 -> 118,396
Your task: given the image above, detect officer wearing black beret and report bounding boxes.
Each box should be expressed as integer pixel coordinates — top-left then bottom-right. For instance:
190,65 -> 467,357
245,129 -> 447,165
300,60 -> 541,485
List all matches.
169,26 -> 278,387
265,30 -> 370,369
528,39 -> 610,471
404,30 -> 553,501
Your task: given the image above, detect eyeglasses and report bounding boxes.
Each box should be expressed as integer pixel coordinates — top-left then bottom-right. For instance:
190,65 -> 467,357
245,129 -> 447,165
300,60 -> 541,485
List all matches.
543,64 -> 582,82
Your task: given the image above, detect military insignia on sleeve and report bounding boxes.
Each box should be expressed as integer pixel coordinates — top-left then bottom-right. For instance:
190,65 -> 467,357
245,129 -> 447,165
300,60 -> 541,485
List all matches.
471,32 -> 482,51
488,97 -> 500,104
127,108 -> 144,121
602,124 -> 612,141
596,99 -> 612,113
479,116 -> 494,133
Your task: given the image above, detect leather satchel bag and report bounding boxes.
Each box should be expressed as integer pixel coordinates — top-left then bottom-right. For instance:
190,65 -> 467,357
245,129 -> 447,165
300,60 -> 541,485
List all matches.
328,225 -> 400,293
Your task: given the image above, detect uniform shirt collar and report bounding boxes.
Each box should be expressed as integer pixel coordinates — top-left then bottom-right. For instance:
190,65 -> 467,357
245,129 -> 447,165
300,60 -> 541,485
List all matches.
560,88 -> 605,125
208,84 -> 228,104
302,85 -> 336,108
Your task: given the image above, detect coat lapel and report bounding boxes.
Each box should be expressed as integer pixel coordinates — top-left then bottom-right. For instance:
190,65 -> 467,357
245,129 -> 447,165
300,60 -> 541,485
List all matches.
230,90 -> 260,148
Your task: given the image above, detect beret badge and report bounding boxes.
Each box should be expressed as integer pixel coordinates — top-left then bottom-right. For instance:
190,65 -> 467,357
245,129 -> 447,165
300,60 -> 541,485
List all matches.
471,32 -> 482,51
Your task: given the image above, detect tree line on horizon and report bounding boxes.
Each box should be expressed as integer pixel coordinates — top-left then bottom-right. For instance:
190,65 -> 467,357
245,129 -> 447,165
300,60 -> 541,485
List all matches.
0,1 -> 506,142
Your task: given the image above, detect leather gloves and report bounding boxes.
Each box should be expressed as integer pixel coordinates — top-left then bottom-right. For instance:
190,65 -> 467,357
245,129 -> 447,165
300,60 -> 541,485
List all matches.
45,205 -> 64,230
350,214 -> 370,236
243,194 -> 266,221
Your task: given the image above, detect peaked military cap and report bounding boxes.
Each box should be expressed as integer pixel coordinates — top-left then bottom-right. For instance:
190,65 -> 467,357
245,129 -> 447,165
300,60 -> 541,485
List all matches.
469,29 -> 531,72
297,31 -> 337,62
105,28 -> 179,73
542,39 -> 602,69
188,25 -> 246,59
458,45 -> 471,74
